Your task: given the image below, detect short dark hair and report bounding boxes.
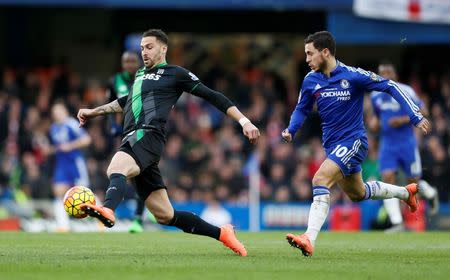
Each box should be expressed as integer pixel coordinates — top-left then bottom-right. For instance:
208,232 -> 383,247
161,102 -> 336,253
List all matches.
52,98 -> 67,107
378,59 -> 395,68
142,29 -> 169,45
305,31 -> 336,56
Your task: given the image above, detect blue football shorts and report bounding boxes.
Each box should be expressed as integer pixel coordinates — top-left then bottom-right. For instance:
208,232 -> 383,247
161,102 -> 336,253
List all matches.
379,141 -> 422,178
53,157 -> 89,186
326,136 -> 368,177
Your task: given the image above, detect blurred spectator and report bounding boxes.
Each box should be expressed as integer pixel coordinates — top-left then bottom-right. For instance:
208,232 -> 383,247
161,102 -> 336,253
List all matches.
200,200 -> 232,227
20,152 -> 52,199
422,136 -> 450,202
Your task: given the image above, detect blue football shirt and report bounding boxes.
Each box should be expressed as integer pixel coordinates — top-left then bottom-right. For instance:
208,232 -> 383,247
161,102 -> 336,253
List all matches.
49,117 -> 88,163
371,82 -> 423,146
287,61 -> 423,149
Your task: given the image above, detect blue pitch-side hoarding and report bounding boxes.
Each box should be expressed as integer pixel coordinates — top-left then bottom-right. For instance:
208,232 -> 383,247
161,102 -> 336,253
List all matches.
116,200 -> 450,231
115,200 -> 372,231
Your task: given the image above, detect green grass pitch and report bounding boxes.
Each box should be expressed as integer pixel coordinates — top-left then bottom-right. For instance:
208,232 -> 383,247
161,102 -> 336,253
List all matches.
1,231 -> 449,279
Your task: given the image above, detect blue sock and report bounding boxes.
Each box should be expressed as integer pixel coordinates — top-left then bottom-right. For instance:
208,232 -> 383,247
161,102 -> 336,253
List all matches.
312,186 -> 331,197
363,182 -> 372,200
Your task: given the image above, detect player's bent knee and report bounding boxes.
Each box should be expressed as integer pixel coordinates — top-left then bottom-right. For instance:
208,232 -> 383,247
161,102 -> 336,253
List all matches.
107,152 -> 140,178
347,192 -> 365,202
312,173 -> 332,187
153,212 -> 173,225
106,164 -> 139,178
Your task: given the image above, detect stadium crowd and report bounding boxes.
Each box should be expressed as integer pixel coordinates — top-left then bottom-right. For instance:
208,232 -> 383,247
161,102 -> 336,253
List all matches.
0,35 -> 449,220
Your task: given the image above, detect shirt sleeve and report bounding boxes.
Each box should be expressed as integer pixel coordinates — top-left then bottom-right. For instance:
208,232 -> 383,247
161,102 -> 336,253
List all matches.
406,86 -> 424,109
191,83 -> 234,113
287,81 -> 314,136
370,93 -> 381,118
356,69 -> 423,126
175,66 -> 202,93
117,95 -> 128,109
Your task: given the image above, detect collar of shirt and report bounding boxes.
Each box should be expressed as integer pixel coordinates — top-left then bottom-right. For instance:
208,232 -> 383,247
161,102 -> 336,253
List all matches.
145,62 -> 168,72
329,60 -> 342,77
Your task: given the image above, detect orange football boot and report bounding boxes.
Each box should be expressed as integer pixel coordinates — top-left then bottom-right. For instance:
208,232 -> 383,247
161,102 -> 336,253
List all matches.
404,183 -> 419,212
286,233 -> 314,257
219,224 -> 247,256
80,204 -> 115,228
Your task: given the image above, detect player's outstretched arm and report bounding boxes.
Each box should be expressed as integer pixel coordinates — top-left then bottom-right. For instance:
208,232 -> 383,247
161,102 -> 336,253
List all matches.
368,115 -> 381,132
281,129 -> 293,143
226,106 -> 260,144
188,80 -> 260,144
417,117 -> 431,135
282,80 -> 313,144
387,115 -> 410,128
58,134 -> 92,152
358,70 -> 425,129
77,99 -> 124,127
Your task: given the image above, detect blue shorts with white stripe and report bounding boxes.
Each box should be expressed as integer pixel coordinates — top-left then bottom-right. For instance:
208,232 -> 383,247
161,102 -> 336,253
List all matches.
325,136 -> 368,177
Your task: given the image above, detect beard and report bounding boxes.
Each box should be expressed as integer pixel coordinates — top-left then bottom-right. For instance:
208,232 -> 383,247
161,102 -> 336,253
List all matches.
317,57 -> 327,73
144,58 -> 154,67
144,53 -> 163,68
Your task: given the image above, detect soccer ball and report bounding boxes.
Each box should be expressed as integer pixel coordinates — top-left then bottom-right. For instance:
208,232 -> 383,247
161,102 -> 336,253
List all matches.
63,186 -> 96,218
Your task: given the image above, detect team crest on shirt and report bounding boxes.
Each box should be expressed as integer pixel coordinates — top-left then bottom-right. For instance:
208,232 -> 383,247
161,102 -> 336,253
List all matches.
370,72 -> 383,82
340,79 -> 349,89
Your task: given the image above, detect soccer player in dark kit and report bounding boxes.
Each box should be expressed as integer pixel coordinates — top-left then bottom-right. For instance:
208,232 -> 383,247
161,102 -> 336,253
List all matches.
77,29 -> 260,256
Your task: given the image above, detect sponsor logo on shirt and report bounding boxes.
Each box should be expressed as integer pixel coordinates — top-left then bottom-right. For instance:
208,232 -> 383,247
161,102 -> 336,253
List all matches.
320,90 -> 351,98
188,72 -> 199,81
136,73 -> 161,81
315,90 -> 351,101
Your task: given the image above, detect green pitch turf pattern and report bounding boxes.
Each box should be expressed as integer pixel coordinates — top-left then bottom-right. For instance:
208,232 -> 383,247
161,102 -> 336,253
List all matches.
1,231 -> 449,280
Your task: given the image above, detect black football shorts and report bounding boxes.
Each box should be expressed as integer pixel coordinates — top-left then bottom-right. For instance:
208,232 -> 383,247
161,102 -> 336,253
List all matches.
119,128 -> 167,200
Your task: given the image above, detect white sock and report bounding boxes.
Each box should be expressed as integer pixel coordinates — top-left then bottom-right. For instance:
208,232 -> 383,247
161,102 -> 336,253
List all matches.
418,180 -> 437,200
383,198 -> 403,225
54,199 -> 70,230
305,187 -> 330,246
364,181 -> 409,200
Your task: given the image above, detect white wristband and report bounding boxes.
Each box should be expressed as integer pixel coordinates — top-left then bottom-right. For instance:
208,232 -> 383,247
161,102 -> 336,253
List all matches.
238,117 -> 251,127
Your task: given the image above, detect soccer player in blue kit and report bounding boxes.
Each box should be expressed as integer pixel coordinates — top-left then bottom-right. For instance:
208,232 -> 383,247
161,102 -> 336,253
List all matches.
370,62 -> 438,232
281,31 -> 431,256
49,101 -> 91,231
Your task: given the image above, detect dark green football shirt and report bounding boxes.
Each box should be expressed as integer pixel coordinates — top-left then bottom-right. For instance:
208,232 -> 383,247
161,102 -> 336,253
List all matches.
121,63 -> 201,138
108,71 -> 134,101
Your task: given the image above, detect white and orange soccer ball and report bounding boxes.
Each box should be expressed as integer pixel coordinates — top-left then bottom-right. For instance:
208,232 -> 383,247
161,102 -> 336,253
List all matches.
63,186 -> 96,218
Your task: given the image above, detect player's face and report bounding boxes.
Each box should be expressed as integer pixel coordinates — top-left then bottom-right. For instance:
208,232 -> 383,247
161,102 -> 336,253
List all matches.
305,43 -> 327,72
378,65 -> 397,81
51,104 -> 68,123
122,55 -> 139,75
140,36 -> 167,68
